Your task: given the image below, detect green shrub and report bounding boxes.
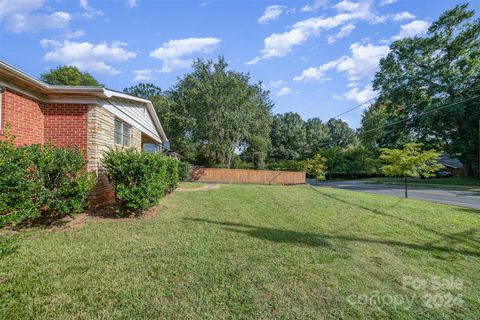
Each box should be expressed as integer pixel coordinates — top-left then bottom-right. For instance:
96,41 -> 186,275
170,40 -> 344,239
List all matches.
165,159 -> 179,192
178,161 -> 190,181
25,144 -> 95,217
103,150 -> 179,213
0,132 -> 39,227
0,130 -> 94,228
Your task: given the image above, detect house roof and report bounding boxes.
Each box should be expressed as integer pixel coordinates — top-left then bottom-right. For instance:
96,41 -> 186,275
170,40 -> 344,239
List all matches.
0,60 -> 168,142
438,155 -> 464,169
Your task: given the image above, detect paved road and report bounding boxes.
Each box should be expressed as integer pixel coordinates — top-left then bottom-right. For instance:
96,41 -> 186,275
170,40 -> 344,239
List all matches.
308,180 -> 480,210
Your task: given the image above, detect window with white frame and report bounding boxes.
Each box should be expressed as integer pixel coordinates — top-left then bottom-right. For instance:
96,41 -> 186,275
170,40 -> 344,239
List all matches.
114,119 -> 131,146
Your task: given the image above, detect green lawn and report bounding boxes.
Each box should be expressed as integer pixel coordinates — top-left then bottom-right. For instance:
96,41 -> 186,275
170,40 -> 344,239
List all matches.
367,177 -> 480,191
1,184 -> 480,319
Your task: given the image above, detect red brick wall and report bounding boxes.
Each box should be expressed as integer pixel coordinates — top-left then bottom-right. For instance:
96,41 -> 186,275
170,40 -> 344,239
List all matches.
0,88 -> 44,145
0,89 -> 89,154
43,103 -> 89,153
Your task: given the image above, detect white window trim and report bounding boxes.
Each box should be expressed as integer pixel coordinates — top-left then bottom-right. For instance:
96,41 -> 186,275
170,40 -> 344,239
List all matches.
114,118 -> 132,147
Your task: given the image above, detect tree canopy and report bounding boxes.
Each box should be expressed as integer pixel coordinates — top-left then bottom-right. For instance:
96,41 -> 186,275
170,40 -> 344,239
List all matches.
41,66 -> 101,86
372,3 -> 480,176
148,57 -> 274,168
124,83 -> 163,99
269,112 -> 307,161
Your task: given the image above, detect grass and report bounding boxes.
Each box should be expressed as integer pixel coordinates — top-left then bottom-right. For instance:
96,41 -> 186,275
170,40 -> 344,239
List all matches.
178,182 -> 207,189
1,184 -> 480,319
367,177 -> 480,191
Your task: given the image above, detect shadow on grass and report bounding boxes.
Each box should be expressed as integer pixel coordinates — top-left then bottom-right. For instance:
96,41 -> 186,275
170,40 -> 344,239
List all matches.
309,186 -> 480,250
183,218 -> 480,257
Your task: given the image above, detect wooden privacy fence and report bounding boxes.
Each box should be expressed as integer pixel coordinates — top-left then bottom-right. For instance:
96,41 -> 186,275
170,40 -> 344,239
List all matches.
190,167 -> 306,185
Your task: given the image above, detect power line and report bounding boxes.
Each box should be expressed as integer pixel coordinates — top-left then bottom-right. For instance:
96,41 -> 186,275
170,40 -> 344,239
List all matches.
330,98 -> 376,120
319,95 -> 480,149
359,95 -> 480,136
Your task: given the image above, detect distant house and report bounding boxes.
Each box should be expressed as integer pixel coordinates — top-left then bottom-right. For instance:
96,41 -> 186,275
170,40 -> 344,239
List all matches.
0,61 -> 169,206
438,154 -> 465,177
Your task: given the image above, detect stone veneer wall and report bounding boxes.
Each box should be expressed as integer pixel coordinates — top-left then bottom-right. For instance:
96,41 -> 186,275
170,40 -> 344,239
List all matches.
87,105 -> 141,206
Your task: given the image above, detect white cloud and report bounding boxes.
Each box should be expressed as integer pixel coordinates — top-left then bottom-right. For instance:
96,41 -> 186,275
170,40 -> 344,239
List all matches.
294,42 -> 389,82
248,0 -> 386,64
150,38 -> 220,60
159,59 -> 192,73
327,23 -> 355,44
277,87 -> 293,96
341,85 -> 376,103
127,0 -> 138,8
301,0 -> 328,12
269,80 -> 287,88
259,5 -> 285,24
247,14 -> 353,64
293,59 -> 339,82
335,0 -> 387,23
133,69 -> 156,81
0,0 -> 43,20
379,0 -> 397,6
149,37 -> 221,73
4,11 -> 71,33
334,0 -> 359,13
392,20 -> 429,40
65,29 -> 85,39
0,0 -> 73,33
393,12 -> 415,22
80,0 -> 103,19
336,42 -> 390,81
41,40 -> 136,75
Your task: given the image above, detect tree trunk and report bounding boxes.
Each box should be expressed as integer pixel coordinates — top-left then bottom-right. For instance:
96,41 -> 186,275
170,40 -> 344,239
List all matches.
404,176 -> 408,198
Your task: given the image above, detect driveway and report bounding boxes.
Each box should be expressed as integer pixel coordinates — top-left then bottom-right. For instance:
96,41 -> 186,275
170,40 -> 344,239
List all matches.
308,179 -> 480,210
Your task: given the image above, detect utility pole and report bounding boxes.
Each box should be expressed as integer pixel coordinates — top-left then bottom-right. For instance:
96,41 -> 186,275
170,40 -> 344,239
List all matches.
478,119 -> 480,178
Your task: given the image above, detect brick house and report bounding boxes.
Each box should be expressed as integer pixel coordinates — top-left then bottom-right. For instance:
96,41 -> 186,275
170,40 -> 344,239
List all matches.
0,61 -> 169,206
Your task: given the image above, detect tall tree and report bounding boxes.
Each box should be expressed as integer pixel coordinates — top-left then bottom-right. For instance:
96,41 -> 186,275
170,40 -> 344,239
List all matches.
373,3 -> 480,176
320,147 -> 346,180
269,112 -> 307,161
41,66 -> 101,86
171,57 -> 273,167
359,102 -> 411,152
326,118 -> 355,148
303,118 -> 329,158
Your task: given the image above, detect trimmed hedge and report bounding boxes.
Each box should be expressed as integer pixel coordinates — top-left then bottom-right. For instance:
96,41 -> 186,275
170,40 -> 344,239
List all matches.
103,149 -> 179,213
0,132 -> 94,227
178,161 -> 190,182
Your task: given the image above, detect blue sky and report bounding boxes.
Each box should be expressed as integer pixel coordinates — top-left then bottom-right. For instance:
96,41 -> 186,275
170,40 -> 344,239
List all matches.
1,0 -> 478,127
